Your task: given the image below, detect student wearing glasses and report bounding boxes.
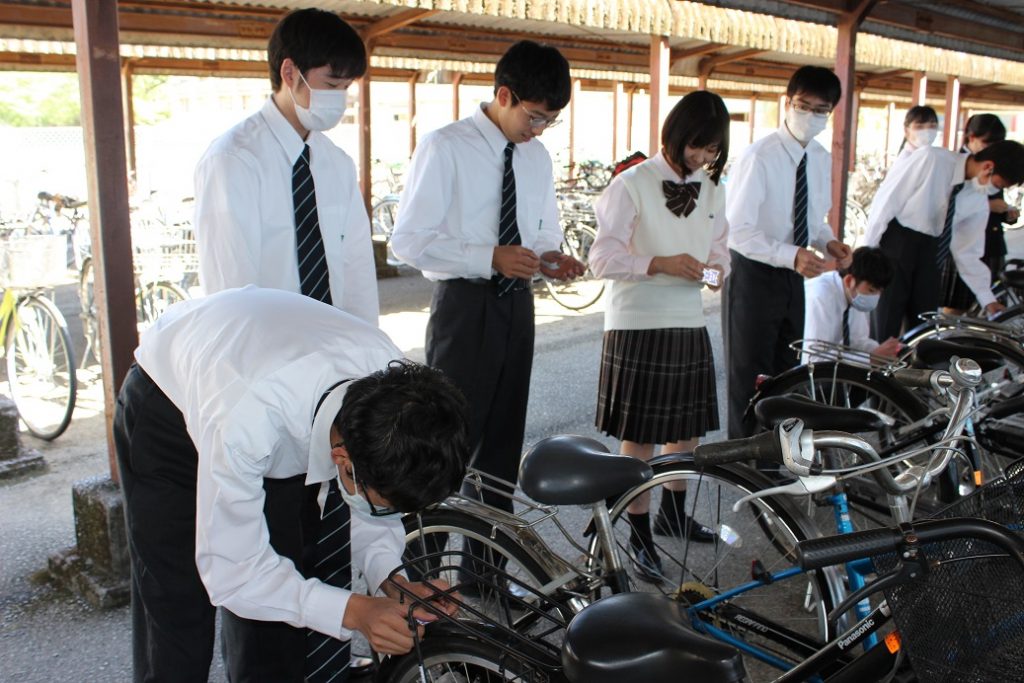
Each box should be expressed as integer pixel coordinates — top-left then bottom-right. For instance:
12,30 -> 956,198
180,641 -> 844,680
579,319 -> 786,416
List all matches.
391,41 -> 584,580
113,288 -> 468,683
722,66 -> 852,438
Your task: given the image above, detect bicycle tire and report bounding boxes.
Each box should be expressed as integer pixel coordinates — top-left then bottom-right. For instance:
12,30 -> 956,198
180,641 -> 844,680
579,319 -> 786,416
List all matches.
588,457 -> 841,682
543,223 -> 605,311
6,293 -> 77,440
380,634 -> 562,683
136,280 -> 187,331
78,257 -> 100,368
371,196 -> 401,267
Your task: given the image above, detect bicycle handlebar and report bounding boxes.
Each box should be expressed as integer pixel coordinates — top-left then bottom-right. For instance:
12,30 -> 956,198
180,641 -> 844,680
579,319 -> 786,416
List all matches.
797,517 -> 1024,571
692,427 -> 785,468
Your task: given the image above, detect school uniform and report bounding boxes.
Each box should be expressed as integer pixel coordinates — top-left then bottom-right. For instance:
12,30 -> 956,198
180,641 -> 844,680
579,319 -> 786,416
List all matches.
723,124 -> 834,438
983,187 -> 1010,282
864,147 -> 994,337
590,153 -> 730,443
802,271 -> 877,363
194,97 -> 379,325
390,103 -> 563,510
114,287 -> 405,683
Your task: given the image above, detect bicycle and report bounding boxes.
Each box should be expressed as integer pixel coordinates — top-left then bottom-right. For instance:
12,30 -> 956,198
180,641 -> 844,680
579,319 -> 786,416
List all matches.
371,194 -> 401,267
0,233 -> 77,440
536,221 -> 604,311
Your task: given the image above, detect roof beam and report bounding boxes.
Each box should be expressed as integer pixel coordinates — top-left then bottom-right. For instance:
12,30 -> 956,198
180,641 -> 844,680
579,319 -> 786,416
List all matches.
361,9 -> 439,43
670,42 -> 725,61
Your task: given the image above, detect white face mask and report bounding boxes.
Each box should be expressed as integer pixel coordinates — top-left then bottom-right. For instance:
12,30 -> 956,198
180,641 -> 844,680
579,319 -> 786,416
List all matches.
786,108 -> 828,143
339,461 -> 400,520
850,292 -> 880,313
971,175 -> 990,193
908,128 -> 937,149
290,70 -> 348,132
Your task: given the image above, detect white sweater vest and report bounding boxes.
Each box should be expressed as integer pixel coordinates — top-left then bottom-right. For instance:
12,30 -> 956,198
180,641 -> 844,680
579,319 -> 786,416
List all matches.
604,162 -> 723,331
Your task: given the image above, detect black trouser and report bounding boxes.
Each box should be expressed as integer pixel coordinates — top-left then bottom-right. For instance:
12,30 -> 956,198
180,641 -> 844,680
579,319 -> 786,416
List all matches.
723,251 -> 804,438
874,220 -> 940,340
426,279 -> 534,510
114,365 -> 326,683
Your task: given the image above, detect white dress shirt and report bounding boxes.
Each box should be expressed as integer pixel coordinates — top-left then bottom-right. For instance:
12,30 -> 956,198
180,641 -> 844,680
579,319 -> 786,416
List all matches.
391,103 -> 564,280
802,271 -> 877,363
135,286 -> 404,641
194,97 -> 379,325
726,124 -> 834,269
863,147 -> 993,306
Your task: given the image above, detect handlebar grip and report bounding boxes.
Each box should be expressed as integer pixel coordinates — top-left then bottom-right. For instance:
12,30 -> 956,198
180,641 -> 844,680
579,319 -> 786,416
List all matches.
692,429 -> 783,468
797,528 -> 902,570
891,368 -> 938,389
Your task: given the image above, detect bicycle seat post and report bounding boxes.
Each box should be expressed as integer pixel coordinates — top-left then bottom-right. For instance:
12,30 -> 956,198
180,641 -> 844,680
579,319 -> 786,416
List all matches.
590,501 -> 629,594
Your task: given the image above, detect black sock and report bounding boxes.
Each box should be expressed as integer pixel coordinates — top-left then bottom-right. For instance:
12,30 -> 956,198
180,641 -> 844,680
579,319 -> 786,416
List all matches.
628,511 -> 654,551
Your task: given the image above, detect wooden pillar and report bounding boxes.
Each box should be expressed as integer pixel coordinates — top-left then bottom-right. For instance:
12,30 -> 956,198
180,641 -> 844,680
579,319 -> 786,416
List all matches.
408,73 -> 418,156
626,87 -> 635,151
777,94 -> 786,128
452,73 -> 463,122
748,95 -> 757,144
610,81 -> 618,161
649,36 -> 670,156
830,1 -> 878,240
358,72 -> 372,212
568,79 -> 580,172
884,101 -> 895,164
121,59 -> 136,183
912,71 -> 928,106
848,89 -> 861,173
71,0 -> 137,477
943,75 -> 961,151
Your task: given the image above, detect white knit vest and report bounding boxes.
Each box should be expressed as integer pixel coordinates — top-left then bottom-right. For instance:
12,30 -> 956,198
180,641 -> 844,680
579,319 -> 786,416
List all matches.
605,162 -> 722,331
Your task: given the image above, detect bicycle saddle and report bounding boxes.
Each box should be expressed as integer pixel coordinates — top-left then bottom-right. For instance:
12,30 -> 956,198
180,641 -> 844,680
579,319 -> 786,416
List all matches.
562,592 -> 746,683
1001,261 -> 1024,291
912,338 -> 1003,373
755,393 -> 888,432
519,435 -> 651,505
61,196 -> 86,209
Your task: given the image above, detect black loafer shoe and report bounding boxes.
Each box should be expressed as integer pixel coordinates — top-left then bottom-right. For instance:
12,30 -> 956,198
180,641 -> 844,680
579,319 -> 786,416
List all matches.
630,547 -> 664,582
654,511 -> 716,543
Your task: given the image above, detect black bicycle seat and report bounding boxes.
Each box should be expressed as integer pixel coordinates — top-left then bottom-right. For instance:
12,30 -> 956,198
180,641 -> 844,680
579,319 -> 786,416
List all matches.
755,393 -> 887,432
912,338 -> 1003,373
562,592 -> 746,683
519,435 -> 651,505
1001,261 -> 1024,291
60,196 -> 86,209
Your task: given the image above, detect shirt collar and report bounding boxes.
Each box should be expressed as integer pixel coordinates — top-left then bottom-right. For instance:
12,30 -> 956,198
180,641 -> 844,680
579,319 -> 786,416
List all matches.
651,151 -> 704,184
260,96 -> 307,165
777,123 -> 808,164
305,380 -> 352,485
953,152 -> 969,186
473,103 -> 515,157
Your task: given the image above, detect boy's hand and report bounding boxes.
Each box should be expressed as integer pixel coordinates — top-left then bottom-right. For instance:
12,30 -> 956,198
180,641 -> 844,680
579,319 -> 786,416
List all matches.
539,251 -> 586,280
492,246 -> 540,279
386,575 -> 460,619
873,337 -> 903,358
794,248 -> 827,278
986,301 -> 1007,318
342,594 -> 423,655
826,240 -> 853,270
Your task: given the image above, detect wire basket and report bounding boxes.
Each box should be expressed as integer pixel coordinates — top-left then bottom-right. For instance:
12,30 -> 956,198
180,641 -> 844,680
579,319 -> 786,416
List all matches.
379,550 -> 569,682
874,459 -> 1024,683
132,222 -> 198,283
0,234 -> 69,288
790,339 -> 909,372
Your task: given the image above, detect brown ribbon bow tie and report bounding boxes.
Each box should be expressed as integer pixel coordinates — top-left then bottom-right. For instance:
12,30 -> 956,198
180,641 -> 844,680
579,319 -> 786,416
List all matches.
662,180 -> 701,218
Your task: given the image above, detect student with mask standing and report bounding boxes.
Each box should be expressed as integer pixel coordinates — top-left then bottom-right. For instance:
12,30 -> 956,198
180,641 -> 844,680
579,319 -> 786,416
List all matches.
722,66 -> 852,438
894,105 -> 939,164
193,9 -> 378,324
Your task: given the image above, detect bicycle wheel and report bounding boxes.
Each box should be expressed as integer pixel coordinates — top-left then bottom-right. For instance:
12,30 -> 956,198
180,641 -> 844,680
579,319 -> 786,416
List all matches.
543,224 -> 604,311
590,458 -> 840,682
78,257 -> 100,368
371,196 -> 401,267
136,281 -> 187,331
380,634 -> 558,683
6,294 -> 77,440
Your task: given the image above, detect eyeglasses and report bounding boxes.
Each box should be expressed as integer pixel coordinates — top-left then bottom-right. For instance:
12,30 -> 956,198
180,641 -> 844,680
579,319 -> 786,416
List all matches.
790,98 -> 833,117
511,91 -> 562,129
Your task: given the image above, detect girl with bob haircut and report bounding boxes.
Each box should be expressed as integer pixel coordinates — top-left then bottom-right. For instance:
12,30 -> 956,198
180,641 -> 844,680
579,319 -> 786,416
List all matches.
896,105 -> 939,160
589,90 -> 732,580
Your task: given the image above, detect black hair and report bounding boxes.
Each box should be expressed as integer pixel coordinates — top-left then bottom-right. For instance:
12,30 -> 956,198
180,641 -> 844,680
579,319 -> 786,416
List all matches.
975,140 -> 1024,187
903,105 -> 938,128
661,90 -> 730,184
844,246 -> 893,289
268,9 -> 367,91
964,113 -> 1007,144
495,40 -> 572,111
787,66 -> 841,107
335,360 -> 469,512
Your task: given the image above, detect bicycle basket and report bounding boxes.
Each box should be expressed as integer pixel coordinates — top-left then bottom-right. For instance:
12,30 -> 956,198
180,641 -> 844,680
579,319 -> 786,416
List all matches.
0,234 -> 69,288
380,550 -> 568,682
873,459 -> 1024,683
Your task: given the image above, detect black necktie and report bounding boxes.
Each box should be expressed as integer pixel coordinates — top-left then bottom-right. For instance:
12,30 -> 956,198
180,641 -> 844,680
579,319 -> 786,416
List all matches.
493,142 -> 524,297
936,182 -> 966,267
842,305 -> 851,347
293,144 -> 332,305
793,153 -> 809,248
662,180 -> 702,217
305,479 -> 351,682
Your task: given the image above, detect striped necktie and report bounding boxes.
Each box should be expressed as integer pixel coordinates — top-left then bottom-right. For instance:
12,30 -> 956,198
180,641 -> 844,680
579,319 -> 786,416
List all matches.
493,141 -> 525,297
842,305 -> 851,347
293,144 -> 332,305
936,182 -> 966,267
305,479 -> 351,682
793,153 -> 809,249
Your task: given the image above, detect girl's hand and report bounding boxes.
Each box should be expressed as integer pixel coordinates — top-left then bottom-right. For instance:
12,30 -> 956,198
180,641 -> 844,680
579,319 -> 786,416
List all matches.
649,253 -> 704,281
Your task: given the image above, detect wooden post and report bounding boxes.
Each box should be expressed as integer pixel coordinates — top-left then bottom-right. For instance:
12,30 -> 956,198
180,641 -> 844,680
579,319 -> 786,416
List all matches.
748,95 -> 757,143
452,72 -> 463,122
626,86 -> 635,151
943,75 -> 961,151
649,36 -> 670,156
121,59 -> 136,183
358,69 -> 372,212
912,71 -> 928,106
612,81 -> 622,161
71,0 -> 137,478
777,94 -> 786,128
568,79 -> 580,173
884,101 -> 895,164
848,89 -> 861,173
408,73 -> 418,156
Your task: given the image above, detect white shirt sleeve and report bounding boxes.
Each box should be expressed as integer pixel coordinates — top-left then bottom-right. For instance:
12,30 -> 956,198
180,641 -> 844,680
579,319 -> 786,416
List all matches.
351,512 -> 406,595
850,310 -> 879,353
808,157 -> 834,254
339,176 -> 380,326
589,178 -> 653,280
726,152 -> 801,270
536,170 -> 566,257
952,199 -> 996,307
709,184 -> 732,279
194,151 -> 263,293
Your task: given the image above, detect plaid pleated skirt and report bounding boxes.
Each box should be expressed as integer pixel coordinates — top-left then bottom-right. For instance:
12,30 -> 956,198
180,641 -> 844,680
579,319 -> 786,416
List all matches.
939,259 -> 975,311
596,327 -> 719,444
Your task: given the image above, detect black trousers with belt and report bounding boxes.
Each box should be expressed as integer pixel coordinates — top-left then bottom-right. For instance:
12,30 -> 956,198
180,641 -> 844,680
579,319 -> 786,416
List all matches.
723,250 -> 805,438
114,365 -> 324,683
426,279 -> 534,511
873,219 -> 940,341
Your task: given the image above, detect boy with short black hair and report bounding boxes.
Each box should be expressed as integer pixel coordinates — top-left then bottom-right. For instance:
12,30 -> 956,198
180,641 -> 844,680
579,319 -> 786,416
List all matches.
195,8 -> 378,323
723,65 -> 852,437
803,247 -> 902,362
